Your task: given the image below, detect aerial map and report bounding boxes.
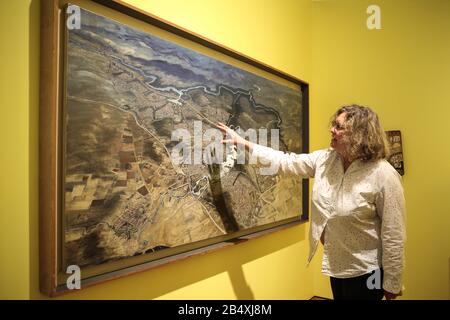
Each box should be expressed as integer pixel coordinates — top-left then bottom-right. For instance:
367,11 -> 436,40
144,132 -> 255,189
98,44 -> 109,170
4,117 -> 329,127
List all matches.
64,7 -> 305,268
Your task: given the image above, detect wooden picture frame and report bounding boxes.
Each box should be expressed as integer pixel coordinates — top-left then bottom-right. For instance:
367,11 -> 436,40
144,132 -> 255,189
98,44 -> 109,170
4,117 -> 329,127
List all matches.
40,0 -> 309,296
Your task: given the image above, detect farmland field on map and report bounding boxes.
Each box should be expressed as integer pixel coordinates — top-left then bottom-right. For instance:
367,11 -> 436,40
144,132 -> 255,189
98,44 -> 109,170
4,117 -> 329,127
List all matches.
63,7 -> 305,268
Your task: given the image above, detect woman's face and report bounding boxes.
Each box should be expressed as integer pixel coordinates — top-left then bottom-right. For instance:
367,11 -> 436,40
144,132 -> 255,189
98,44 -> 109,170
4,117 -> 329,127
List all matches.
330,112 -> 348,154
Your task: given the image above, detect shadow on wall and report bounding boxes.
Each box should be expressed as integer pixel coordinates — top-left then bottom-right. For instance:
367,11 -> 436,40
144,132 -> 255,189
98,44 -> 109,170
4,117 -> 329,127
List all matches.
228,264 -> 255,299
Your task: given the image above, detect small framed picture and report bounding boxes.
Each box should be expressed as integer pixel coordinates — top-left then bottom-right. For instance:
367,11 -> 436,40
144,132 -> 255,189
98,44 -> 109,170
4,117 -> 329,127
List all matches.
386,130 -> 404,176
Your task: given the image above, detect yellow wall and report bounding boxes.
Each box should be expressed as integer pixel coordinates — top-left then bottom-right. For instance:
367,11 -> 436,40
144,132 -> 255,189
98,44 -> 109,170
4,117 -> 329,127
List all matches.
0,0 -> 314,299
311,0 -> 450,299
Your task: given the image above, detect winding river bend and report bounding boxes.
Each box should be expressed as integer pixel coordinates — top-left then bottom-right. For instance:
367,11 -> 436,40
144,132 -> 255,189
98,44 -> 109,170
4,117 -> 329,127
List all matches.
110,54 -> 283,129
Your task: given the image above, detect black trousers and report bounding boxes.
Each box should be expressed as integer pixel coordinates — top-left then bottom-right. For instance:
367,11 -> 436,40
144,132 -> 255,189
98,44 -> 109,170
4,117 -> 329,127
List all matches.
330,269 -> 384,300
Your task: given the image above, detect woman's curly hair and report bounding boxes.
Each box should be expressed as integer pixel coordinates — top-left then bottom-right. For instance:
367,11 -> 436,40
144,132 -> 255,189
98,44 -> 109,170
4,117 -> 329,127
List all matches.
331,105 -> 390,162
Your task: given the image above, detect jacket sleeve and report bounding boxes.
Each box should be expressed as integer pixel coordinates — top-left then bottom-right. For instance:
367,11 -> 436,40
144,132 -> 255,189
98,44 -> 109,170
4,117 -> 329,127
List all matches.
251,144 -> 323,178
376,164 -> 407,294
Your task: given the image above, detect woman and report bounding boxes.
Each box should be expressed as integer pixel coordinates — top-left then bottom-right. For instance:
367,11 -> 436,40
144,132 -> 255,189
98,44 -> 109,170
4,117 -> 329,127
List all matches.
217,104 -> 406,300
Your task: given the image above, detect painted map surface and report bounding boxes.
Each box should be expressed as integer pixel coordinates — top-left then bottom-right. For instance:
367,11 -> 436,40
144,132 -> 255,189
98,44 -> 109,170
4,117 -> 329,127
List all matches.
64,8 -> 304,267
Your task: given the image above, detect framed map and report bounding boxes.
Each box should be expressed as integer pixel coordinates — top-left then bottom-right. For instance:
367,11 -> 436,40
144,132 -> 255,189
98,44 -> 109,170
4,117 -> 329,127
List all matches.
39,0 -> 309,296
